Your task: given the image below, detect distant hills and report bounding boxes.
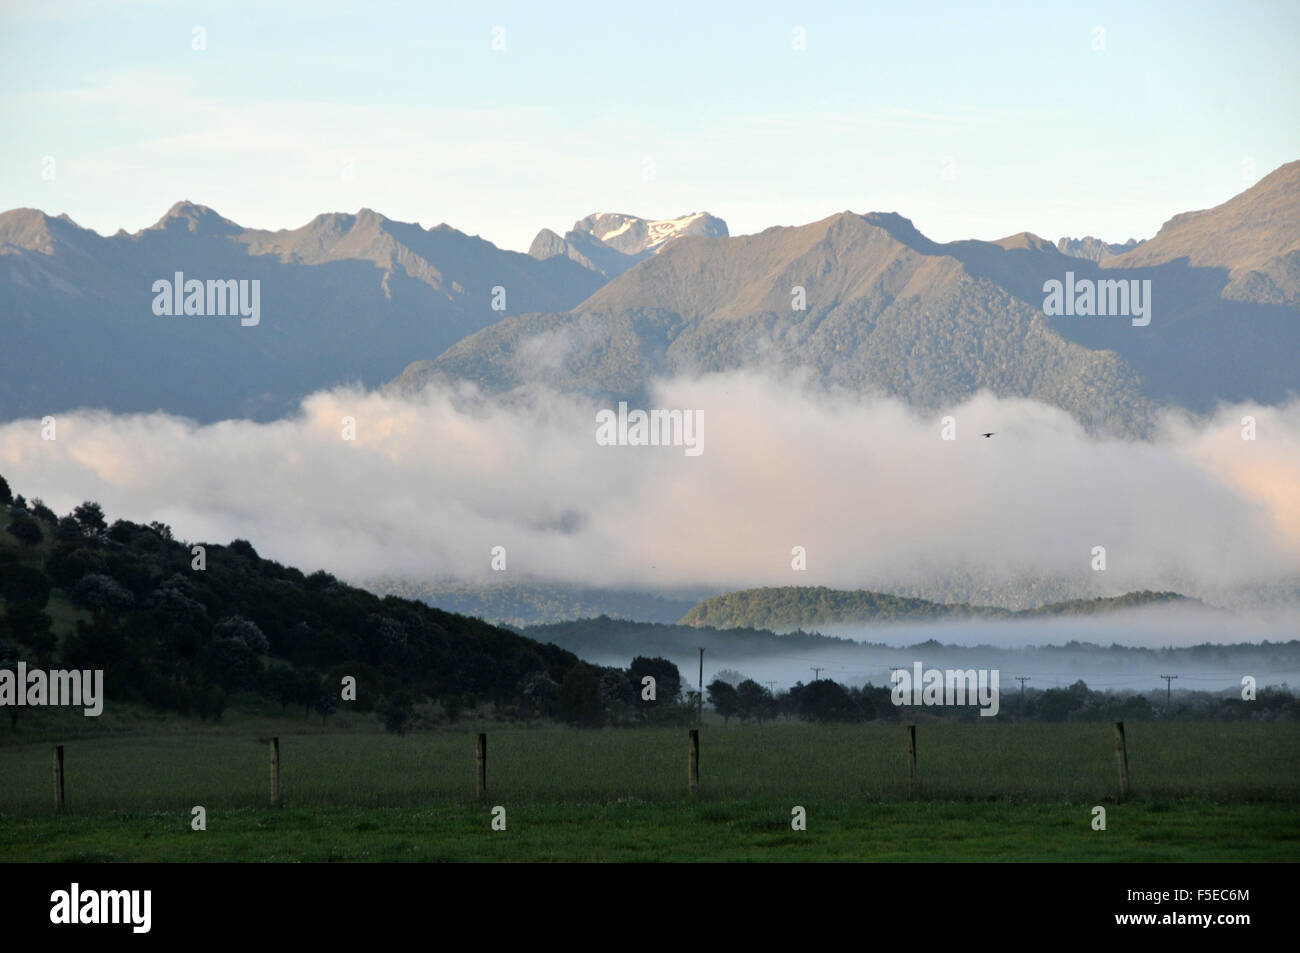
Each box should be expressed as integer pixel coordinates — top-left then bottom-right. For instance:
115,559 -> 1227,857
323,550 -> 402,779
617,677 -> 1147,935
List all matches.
353,574 -> 1209,632
395,161 -> 1300,435
358,577 -> 709,629
523,615 -> 1300,695
677,586 -> 1200,631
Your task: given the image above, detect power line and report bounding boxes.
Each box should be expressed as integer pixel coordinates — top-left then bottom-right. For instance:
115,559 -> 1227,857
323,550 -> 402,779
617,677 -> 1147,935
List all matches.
1159,673 -> 1179,707
1014,675 -> 1030,712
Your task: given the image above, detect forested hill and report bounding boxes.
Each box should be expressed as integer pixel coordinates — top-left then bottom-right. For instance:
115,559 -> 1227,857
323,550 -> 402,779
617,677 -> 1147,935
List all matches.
678,586 -> 1198,631
525,616 -> 861,662
0,474 -> 615,727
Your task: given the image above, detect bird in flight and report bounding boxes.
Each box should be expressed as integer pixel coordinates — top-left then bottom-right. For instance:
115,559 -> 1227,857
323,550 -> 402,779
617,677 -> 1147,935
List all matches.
981,432 -> 996,438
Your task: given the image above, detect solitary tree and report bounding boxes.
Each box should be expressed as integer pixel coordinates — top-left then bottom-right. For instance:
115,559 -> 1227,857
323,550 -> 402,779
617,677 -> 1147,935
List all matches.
629,656 -> 681,704
736,679 -> 773,724
72,501 -> 107,537
707,678 -> 741,726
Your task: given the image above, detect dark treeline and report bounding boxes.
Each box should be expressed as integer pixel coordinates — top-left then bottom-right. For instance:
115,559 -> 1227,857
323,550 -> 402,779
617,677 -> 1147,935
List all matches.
704,676 -> 1299,725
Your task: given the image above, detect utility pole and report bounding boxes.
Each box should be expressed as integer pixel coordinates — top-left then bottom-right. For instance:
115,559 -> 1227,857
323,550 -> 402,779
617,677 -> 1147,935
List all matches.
811,666 -> 823,681
1159,674 -> 1178,708
764,681 -> 776,695
1014,676 -> 1030,713
697,647 -> 704,723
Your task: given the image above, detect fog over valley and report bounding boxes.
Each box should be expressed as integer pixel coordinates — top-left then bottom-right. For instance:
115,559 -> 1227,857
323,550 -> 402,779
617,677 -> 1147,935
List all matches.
549,606 -> 1300,695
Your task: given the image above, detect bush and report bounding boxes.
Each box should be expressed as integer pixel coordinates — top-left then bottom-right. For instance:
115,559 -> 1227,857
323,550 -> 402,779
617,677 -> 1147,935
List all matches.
213,616 -> 270,655
47,546 -> 108,586
380,694 -> 414,734
201,637 -> 261,691
72,573 -> 135,612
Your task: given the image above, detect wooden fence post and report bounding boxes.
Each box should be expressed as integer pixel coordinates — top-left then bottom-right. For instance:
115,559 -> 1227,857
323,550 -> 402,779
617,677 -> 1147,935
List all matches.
53,745 -> 65,813
688,728 -> 699,796
1113,721 -> 1130,799
476,732 -> 487,800
906,725 -> 917,796
269,737 -> 280,805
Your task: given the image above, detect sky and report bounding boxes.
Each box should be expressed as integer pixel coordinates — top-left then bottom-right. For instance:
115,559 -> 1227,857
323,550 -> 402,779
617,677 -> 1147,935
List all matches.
2,0 -> 1298,251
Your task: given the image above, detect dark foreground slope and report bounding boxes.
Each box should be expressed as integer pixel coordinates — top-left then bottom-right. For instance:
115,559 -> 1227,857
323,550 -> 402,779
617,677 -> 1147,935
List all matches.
0,478 -> 598,725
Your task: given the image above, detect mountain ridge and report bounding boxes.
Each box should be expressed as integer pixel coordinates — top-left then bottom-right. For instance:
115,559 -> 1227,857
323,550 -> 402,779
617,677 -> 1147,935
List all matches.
1102,160 -> 1300,306
0,201 -> 604,422
392,162 -> 1300,432
678,585 -> 1205,631
7,163 -> 1299,428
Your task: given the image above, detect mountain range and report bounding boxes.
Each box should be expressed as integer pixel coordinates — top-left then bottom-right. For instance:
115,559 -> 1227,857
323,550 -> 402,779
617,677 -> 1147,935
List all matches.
4,161 -> 1299,430
0,202 -> 602,421
393,161 -> 1300,435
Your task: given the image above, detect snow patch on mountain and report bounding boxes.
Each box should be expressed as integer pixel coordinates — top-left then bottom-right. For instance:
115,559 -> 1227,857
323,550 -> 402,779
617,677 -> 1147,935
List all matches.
529,211 -> 728,278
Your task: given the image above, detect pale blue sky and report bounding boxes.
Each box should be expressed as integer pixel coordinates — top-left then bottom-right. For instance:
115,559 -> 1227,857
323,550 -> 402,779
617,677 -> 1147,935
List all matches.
2,0 -> 1297,250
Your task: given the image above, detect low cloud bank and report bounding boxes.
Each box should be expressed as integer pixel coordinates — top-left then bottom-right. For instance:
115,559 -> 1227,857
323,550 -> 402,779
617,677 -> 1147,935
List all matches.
2,371 -> 1297,605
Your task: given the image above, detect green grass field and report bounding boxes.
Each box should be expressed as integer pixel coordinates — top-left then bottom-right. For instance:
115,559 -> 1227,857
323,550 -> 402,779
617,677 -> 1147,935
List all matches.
4,801 -> 1296,863
2,717 -> 1297,861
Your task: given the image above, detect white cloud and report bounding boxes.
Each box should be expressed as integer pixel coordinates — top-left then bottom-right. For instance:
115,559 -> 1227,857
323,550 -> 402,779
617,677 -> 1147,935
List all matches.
2,372 -> 1297,605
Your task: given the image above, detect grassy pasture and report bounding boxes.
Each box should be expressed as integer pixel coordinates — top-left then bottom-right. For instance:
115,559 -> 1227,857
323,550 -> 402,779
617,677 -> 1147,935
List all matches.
3,721 -> 1297,814
2,800 -> 1296,863
1,719 -> 1297,861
